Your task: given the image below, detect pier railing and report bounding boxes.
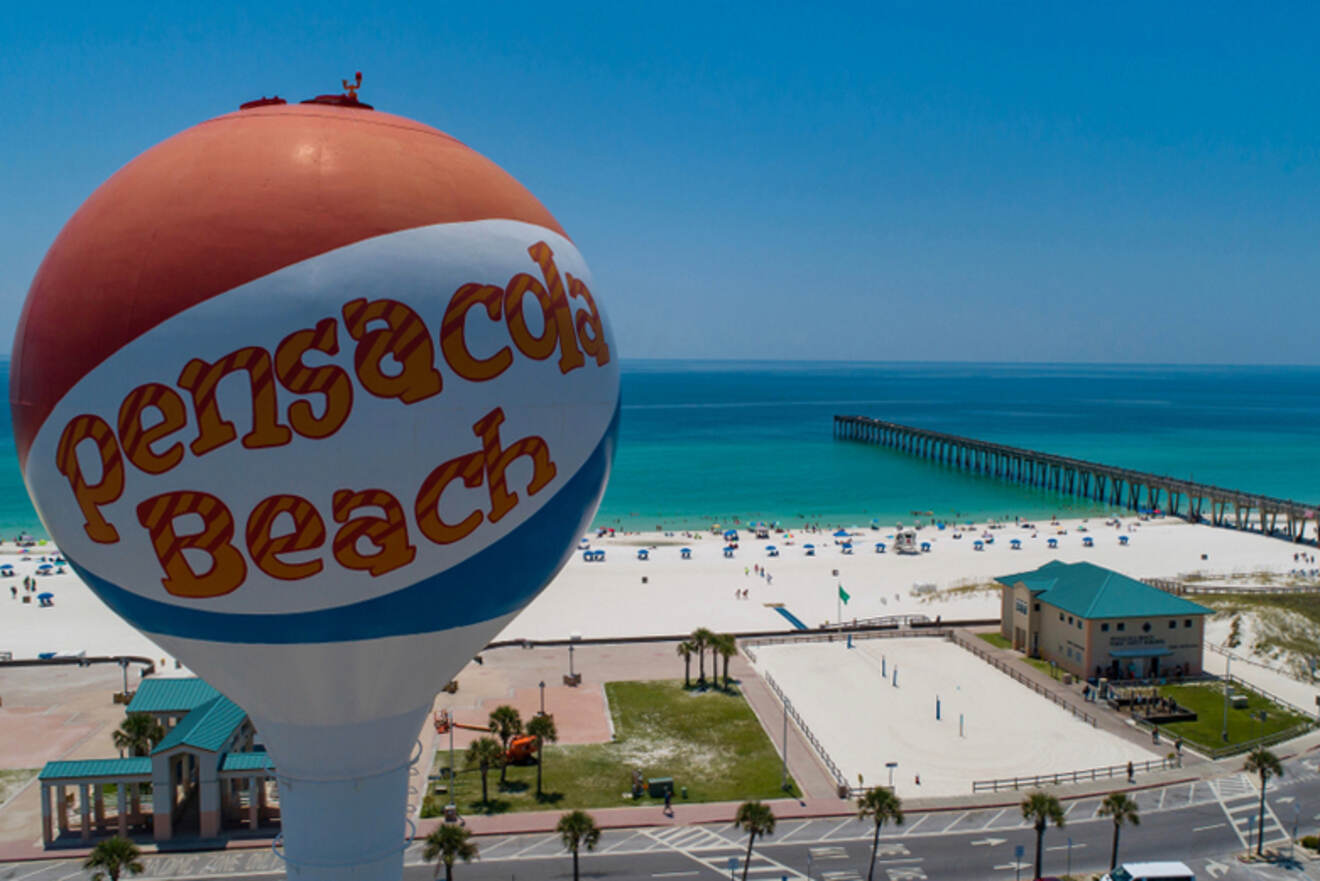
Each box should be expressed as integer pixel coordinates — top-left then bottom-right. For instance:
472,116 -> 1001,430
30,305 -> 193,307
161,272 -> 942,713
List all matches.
835,415 -> 1319,545
971,756 -> 1179,793
949,633 -> 1098,727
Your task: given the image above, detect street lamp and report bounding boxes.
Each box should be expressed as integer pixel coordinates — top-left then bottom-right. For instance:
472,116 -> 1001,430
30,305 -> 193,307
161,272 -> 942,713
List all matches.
1222,655 -> 1231,743
569,643 -> 575,678
539,680 -> 546,716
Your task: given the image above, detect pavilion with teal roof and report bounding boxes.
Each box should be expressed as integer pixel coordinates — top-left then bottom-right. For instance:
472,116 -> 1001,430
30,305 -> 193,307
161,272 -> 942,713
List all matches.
997,560 -> 1212,681
37,677 -> 277,847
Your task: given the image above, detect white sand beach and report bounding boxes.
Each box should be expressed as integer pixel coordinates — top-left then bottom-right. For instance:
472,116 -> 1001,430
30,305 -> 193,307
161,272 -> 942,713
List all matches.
0,517 -> 1304,663
497,516 -> 1307,641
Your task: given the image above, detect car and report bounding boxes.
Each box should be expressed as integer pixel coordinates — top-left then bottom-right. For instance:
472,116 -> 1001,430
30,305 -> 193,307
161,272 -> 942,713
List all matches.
1101,861 -> 1195,881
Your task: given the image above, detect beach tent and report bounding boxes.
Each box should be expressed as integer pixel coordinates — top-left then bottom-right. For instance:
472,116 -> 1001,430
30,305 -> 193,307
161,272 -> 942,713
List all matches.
724,529 -> 739,541
1119,535 -> 1130,546
1047,538 -> 1058,549
37,592 -> 53,607
581,550 -> 592,562
681,547 -> 692,559
1082,536 -> 1094,548
765,545 -> 778,557
841,542 -> 853,555
637,549 -> 649,560
592,550 -> 605,562
973,540 -> 984,551
722,545 -> 736,558
804,544 -> 815,556
579,537 -> 590,549
875,542 -> 885,553
1010,539 -> 1021,550
920,541 -> 932,552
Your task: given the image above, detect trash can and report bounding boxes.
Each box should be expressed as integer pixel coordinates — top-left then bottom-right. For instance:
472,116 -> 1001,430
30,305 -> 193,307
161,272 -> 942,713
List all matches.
647,777 -> 674,798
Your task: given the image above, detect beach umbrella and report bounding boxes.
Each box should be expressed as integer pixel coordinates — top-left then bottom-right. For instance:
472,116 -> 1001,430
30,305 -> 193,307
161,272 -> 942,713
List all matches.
834,529 -> 849,538
36,563 -> 53,571
37,592 -> 53,600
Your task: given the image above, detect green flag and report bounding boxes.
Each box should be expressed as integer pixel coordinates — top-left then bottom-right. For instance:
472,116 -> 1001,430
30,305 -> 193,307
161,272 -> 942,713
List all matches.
838,585 -> 850,604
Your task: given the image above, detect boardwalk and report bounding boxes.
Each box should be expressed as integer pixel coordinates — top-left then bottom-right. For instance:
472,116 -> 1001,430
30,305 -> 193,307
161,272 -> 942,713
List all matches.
834,415 -> 1319,545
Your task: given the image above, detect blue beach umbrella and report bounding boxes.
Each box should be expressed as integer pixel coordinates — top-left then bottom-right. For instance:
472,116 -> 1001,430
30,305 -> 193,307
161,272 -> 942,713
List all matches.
834,529 -> 849,538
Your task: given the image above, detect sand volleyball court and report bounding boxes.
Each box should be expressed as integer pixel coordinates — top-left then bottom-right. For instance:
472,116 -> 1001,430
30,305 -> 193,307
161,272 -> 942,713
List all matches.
750,636 -> 1157,798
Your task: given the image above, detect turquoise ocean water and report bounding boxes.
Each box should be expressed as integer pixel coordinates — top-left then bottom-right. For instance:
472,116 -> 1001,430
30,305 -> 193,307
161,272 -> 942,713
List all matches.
1,360 -> 1316,537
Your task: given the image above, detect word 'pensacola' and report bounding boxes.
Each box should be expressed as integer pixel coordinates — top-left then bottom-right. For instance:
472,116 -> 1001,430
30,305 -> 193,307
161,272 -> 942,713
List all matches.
54,242 -> 609,599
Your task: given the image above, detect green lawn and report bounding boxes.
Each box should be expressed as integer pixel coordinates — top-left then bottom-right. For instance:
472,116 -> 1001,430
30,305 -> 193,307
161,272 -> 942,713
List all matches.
1153,683 -> 1311,752
424,680 -> 797,816
977,632 -> 1012,650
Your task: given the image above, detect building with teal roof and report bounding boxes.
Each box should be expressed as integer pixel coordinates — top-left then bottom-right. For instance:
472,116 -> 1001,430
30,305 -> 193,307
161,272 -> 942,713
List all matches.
37,677 -> 277,848
997,560 -> 1211,680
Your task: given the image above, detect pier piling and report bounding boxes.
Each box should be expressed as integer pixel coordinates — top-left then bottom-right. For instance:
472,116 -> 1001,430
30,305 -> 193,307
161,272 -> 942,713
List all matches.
833,415 -> 1318,545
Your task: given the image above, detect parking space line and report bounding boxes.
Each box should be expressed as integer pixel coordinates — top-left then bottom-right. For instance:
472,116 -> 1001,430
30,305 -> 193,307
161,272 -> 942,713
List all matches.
900,814 -> 930,835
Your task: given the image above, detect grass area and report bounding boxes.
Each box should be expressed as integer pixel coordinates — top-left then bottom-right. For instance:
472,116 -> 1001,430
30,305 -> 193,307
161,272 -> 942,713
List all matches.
977,632 -> 1011,650
0,769 -> 36,805
1021,656 -> 1056,677
1153,683 -> 1311,751
424,680 -> 797,816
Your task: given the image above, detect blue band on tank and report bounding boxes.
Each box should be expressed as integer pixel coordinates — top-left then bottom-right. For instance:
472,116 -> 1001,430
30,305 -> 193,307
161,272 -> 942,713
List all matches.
66,403 -> 619,645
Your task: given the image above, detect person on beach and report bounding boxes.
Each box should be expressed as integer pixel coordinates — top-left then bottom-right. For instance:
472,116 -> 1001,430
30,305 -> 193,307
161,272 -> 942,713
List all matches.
1127,760 -> 1134,782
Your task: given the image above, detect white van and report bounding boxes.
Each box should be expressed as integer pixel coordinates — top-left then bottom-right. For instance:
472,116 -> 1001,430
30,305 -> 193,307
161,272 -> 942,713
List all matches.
1102,862 -> 1195,881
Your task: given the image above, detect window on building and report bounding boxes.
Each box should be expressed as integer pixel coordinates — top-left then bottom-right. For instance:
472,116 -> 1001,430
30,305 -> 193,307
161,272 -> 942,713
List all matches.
1078,620 -> 1083,630
1034,603 -> 1040,611
1059,613 -> 1064,621
1142,622 -> 1151,633
1185,619 -> 1192,627
1169,620 -> 1177,629
1067,616 -> 1073,624
1101,623 -> 1110,632
1117,623 -> 1126,631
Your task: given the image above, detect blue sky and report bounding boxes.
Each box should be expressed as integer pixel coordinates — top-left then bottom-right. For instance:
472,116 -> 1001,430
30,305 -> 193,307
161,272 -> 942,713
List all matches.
4,2 -> 1318,363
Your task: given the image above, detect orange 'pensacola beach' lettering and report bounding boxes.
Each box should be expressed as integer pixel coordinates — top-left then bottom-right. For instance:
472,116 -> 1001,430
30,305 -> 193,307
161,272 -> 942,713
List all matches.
246,494 -> 326,580
440,284 -> 513,382
275,318 -> 354,439
117,383 -> 188,475
341,298 -> 443,404
414,450 -> 485,545
56,415 -> 125,544
55,241 -> 609,595
473,407 -> 556,523
136,490 -> 247,598
178,346 -> 292,455
331,488 -> 417,576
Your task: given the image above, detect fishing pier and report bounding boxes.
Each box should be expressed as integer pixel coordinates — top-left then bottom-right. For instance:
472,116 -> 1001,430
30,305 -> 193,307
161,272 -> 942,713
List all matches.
834,415 -> 1319,544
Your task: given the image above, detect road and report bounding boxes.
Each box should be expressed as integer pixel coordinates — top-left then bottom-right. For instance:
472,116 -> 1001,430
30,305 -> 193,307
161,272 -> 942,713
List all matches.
6,755 -> 1320,880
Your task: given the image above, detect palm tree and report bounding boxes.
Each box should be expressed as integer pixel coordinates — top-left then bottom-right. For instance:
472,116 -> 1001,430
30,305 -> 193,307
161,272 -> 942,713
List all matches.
526,713 -> 559,800
1097,792 -> 1140,871
676,640 -> 695,688
691,628 -> 714,685
464,737 -> 504,804
112,714 -> 164,758
1021,790 -> 1065,881
733,800 -> 776,881
488,705 -> 522,784
421,824 -> 478,880
83,836 -> 144,881
714,634 -> 738,688
557,809 -> 601,881
1245,746 -> 1284,855
857,787 -> 904,881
